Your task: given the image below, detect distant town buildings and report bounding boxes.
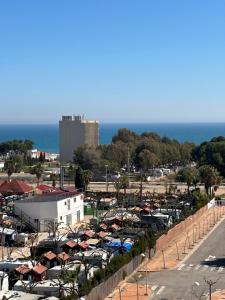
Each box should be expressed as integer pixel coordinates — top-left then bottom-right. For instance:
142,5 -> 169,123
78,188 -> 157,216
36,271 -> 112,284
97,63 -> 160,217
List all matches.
59,115 -> 99,162
27,149 -> 59,161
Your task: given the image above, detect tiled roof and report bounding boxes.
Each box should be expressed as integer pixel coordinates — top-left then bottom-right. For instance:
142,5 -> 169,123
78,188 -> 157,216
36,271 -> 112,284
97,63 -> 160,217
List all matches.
58,252 -> 70,261
98,231 -> 107,239
110,224 -> 121,231
15,265 -> 30,274
36,185 -> 53,191
99,223 -> 107,230
0,179 -> 33,194
32,263 -> 47,274
43,251 -> 57,261
65,240 -> 77,248
83,230 -> 95,238
78,241 -> 89,250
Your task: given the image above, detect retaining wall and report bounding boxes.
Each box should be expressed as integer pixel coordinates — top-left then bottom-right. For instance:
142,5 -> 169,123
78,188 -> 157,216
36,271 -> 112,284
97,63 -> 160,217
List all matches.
156,205 -> 213,251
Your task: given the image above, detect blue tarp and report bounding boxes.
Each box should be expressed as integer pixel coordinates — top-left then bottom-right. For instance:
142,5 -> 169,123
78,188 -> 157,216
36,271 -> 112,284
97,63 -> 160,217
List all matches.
105,241 -> 133,252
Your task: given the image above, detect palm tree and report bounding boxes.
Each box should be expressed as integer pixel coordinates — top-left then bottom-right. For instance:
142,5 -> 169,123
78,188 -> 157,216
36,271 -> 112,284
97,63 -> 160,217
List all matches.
199,165 -> 221,196
136,172 -> 148,201
83,170 -> 93,191
177,167 -> 199,194
119,175 -> 129,195
114,178 -> 121,200
4,159 -> 15,181
50,173 -> 57,187
32,163 -> 43,186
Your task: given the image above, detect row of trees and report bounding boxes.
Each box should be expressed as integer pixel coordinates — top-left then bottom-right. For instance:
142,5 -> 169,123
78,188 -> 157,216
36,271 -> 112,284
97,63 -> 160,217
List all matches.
176,165 -> 221,196
192,136 -> 225,177
74,128 -> 195,178
176,136 -> 225,196
73,130 -> 225,192
3,158 -> 44,185
0,139 -> 33,155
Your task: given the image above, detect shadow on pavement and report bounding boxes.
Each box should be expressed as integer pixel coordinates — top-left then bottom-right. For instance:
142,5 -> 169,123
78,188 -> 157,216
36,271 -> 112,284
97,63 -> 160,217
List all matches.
201,258 -> 225,267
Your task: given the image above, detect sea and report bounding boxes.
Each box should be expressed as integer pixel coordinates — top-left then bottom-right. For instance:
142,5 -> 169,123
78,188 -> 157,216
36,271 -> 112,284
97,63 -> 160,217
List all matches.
0,123 -> 225,153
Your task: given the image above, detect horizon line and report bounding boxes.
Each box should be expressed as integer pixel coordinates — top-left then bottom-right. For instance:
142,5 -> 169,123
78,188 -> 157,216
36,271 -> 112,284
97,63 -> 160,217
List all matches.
1,121 -> 225,125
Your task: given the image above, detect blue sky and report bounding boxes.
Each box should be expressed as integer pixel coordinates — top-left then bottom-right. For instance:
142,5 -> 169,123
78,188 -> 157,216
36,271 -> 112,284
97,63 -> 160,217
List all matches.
0,0 -> 225,123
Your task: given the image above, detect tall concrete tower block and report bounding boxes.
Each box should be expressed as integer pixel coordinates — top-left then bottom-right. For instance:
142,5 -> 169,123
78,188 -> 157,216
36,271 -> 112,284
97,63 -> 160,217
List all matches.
59,115 -> 99,162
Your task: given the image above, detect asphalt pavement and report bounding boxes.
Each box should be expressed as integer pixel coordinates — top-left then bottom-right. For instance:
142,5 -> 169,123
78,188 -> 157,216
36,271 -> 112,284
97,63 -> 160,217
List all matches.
136,216 -> 225,300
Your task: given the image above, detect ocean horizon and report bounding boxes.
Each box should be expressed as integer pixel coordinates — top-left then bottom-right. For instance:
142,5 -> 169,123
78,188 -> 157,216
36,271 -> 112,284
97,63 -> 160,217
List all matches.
1,123 -> 225,153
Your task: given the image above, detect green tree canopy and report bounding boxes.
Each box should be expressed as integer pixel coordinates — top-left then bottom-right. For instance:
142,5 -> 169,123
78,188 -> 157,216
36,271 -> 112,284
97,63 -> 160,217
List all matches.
176,167 -> 200,193
0,139 -> 33,155
192,136 -> 225,176
198,165 -> 221,196
4,159 -> 15,180
31,163 -> 43,185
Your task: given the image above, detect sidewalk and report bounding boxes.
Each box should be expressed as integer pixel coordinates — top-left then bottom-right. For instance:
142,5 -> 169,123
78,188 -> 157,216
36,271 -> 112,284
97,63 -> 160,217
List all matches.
139,205 -> 225,272
105,205 -> 225,300
106,283 -> 151,300
212,290 -> 225,299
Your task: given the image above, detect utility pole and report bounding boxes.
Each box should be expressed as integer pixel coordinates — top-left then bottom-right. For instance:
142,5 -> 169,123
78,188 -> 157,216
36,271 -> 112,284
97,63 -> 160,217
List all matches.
127,146 -> 130,187
105,164 -> 108,192
60,165 -> 65,189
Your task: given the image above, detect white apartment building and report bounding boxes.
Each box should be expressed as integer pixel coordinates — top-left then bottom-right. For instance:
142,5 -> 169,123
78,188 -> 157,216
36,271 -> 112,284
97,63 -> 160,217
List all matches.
59,115 -> 99,162
14,190 -> 84,232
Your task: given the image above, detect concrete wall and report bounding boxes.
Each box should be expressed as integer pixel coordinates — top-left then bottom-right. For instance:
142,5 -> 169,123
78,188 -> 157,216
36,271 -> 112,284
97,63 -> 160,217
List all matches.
154,204 -> 222,252
86,255 -> 143,300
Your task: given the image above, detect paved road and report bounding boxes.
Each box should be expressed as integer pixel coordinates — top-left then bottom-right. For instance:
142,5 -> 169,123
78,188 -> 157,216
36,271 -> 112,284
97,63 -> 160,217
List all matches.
135,216 -> 225,299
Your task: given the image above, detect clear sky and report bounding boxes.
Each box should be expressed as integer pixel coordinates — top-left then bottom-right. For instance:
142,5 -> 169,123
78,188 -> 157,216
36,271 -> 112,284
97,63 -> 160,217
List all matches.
0,0 -> 225,123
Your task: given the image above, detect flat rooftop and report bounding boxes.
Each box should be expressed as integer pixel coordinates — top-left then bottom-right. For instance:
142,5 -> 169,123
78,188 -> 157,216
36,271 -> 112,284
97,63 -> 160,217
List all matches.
15,190 -> 82,203
61,115 -> 99,123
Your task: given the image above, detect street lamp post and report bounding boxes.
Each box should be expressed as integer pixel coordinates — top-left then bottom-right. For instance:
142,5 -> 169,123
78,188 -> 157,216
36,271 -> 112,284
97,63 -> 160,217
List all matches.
136,278 -> 139,300
118,286 -> 122,300
145,268 -> 148,296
